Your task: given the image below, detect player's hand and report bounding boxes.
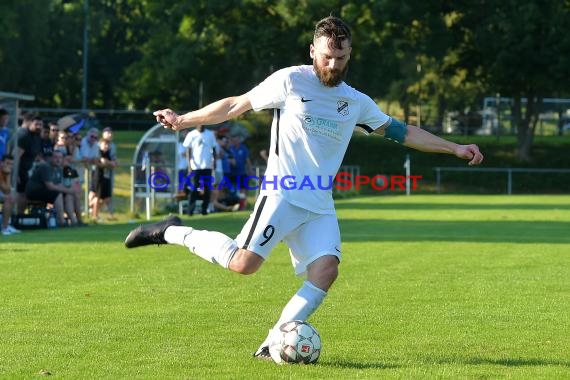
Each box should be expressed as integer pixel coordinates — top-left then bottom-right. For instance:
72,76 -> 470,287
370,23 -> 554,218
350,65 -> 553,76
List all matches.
153,109 -> 180,130
456,144 -> 484,166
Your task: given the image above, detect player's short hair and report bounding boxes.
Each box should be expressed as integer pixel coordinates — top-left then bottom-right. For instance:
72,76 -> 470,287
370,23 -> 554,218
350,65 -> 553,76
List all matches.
314,16 -> 352,49
2,154 -> 14,161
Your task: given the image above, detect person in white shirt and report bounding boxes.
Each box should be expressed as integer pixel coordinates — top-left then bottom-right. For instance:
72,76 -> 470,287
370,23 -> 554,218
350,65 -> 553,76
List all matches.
182,125 -> 216,215
177,130 -> 190,178
125,16 -> 484,359
80,127 -> 100,219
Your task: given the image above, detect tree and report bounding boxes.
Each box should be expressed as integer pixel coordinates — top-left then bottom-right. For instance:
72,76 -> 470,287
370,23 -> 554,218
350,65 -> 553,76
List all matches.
0,1 -> 52,100
452,0 -> 570,161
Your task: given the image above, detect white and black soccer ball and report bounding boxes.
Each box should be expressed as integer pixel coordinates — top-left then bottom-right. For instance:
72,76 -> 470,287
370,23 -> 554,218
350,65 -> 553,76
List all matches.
269,320 -> 322,364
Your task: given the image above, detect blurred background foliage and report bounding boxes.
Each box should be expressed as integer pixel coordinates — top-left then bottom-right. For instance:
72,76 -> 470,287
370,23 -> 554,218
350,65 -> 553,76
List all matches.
1,0 -> 570,161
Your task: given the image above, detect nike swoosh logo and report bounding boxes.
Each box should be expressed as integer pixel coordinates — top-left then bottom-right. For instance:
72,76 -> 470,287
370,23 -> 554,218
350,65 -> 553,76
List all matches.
301,97 -> 313,103
334,247 -> 341,253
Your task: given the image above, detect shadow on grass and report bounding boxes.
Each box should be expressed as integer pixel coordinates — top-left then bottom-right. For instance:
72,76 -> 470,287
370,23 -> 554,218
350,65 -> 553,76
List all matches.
0,215 -> 244,246
2,214 -> 569,245
339,219 -> 570,244
320,359 -> 400,370
335,202 -> 570,211
437,357 -> 570,368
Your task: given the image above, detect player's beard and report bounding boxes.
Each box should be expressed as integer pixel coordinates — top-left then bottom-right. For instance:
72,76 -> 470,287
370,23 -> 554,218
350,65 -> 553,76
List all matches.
313,60 -> 348,87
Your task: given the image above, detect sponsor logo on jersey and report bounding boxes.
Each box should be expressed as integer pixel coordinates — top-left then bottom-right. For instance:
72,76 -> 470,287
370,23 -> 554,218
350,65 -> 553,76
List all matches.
301,114 -> 341,141
337,100 -> 349,116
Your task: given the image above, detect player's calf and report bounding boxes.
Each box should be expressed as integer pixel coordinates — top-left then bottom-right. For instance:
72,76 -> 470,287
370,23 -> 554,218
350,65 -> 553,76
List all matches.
228,249 -> 264,275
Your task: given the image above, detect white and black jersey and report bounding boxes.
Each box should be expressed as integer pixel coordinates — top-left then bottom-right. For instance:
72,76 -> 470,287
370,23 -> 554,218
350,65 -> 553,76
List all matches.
247,65 -> 390,214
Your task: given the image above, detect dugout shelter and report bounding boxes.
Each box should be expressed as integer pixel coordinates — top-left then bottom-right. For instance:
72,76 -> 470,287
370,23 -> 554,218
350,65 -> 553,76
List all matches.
130,123 -> 180,219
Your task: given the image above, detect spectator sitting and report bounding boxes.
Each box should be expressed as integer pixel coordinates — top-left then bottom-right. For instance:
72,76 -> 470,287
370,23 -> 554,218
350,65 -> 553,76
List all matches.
68,132 -> 84,183
211,185 -> 240,213
25,150 -> 81,227
61,154 -> 86,226
53,130 -> 70,155
0,154 -> 21,235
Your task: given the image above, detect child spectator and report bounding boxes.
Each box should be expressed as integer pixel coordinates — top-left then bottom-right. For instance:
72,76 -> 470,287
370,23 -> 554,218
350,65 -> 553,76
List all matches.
91,138 -> 117,222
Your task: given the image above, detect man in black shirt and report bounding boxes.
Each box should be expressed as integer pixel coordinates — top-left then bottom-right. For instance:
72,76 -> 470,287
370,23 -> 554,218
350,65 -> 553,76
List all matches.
14,116 -> 42,213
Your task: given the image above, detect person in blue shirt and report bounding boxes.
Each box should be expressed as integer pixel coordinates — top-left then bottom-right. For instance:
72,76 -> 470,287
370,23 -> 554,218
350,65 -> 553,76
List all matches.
0,109 -> 10,158
228,133 -> 252,202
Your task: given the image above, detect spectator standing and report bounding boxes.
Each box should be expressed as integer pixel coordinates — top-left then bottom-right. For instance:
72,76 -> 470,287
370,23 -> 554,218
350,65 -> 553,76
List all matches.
48,122 -> 59,146
182,125 -> 216,216
80,127 -> 100,217
102,127 -> 117,159
0,154 -> 21,235
221,135 -> 234,184
208,135 -> 230,213
100,127 -> 118,220
176,130 -> 190,203
259,149 -> 269,163
0,109 -> 10,158
213,135 -> 227,187
14,116 -> 42,213
7,112 -> 34,160
177,130 -> 189,178
91,139 -> 117,222
39,123 -> 54,159
228,133 -> 253,209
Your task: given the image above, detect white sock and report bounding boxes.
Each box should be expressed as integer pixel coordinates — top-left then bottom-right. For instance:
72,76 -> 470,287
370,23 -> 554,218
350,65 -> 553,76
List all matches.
274,280 -> 327,328
164,226 -> 237,268
259,281 -> 327,349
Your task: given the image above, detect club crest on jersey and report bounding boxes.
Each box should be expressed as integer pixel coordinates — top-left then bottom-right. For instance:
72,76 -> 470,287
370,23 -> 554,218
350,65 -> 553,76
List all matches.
337,101 -> 349,116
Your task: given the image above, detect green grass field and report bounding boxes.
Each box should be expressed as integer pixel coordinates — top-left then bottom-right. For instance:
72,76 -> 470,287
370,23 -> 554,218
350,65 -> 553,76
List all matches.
1,195 -> 570,379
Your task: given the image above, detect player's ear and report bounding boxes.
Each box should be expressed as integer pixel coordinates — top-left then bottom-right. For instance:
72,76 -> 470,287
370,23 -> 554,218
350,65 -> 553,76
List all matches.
309,44 -> 315,59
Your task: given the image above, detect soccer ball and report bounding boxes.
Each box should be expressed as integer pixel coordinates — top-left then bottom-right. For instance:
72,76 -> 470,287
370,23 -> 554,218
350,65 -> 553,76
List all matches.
269,320 -> 322,364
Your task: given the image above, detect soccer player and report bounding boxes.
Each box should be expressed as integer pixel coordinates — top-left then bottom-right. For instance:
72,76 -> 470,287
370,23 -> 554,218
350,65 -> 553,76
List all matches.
124,16 -> 484,359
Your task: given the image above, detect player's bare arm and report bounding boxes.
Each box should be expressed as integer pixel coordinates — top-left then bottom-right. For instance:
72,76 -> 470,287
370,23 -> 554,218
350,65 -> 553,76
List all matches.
153,94 -> 253,131
401,125 -> 484,166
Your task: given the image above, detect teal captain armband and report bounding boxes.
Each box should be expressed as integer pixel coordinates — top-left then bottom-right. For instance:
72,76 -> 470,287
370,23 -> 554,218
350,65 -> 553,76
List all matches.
384,117 -> 408,143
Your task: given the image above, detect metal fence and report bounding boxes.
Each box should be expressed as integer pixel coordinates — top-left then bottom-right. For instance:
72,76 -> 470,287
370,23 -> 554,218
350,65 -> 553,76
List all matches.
434,167 -> 570,194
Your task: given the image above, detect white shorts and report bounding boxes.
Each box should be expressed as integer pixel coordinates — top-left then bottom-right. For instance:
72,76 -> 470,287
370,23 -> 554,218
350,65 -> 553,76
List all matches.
235,194 -> 341,276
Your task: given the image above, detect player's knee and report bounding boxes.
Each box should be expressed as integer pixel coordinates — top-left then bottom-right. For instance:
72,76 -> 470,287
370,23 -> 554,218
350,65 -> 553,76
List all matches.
228,249 -> 263,275
307,255 -> 339,290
